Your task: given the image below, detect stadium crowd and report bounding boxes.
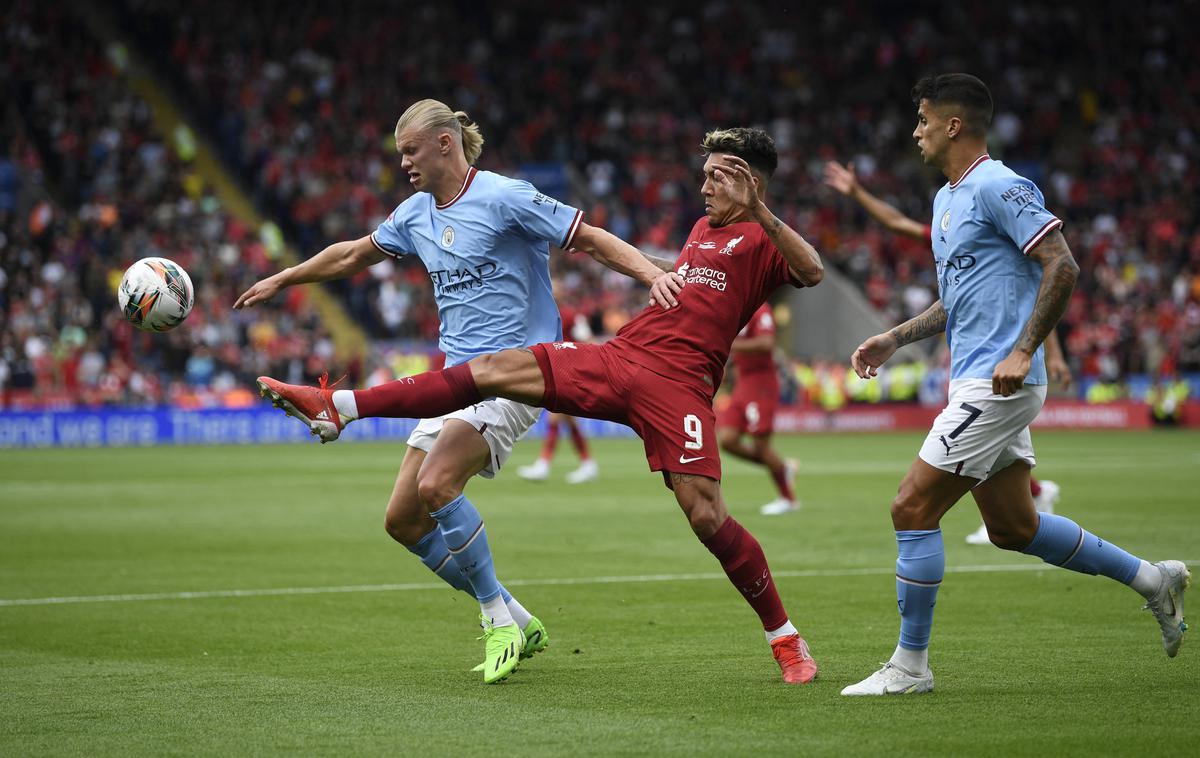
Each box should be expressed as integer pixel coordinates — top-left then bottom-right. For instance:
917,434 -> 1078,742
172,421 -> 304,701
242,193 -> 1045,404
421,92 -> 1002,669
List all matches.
3,1 -> 1199,407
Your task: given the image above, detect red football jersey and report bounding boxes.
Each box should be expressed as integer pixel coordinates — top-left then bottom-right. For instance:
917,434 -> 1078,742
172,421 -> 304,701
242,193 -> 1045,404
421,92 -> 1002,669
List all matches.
731,303 -> 776,377
609,218 -> 802,393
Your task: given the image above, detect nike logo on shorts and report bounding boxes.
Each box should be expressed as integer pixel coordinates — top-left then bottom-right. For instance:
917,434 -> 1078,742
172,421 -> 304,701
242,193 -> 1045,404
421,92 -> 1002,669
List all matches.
678,454 -> 705,464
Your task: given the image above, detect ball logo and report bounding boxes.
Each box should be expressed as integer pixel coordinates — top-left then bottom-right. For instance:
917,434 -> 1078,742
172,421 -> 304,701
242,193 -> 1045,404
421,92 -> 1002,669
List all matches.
441,226 -> 455,248
940,210 -> 951,232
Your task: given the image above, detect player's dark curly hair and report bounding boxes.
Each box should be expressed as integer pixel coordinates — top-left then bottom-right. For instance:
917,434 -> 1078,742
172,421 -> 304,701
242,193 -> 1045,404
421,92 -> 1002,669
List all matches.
701,127 -> 778,179
911,73 -> 993,137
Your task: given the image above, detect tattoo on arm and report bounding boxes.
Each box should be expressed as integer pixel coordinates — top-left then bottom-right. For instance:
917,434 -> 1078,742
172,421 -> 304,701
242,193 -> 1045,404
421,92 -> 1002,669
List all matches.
889,300 -> 947,347
643,253 -> 677,273
1015,230 -> 1079,354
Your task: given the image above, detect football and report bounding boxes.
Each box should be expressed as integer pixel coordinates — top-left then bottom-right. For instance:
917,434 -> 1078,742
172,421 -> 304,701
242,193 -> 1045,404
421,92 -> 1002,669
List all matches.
117,257 -> 195,332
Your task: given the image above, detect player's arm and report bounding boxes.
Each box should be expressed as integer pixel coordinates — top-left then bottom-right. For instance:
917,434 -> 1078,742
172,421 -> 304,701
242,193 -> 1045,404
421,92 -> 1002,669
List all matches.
850,299 -> 946,379
234,235 -> 385,309
730,333 -> 775,353
824,161 -> 928,240
1044,329 -> 1072,390
640,252 -> 678,273
571,222 -> 684,308
992,229 -> 1079,395
715,156 -> 823,286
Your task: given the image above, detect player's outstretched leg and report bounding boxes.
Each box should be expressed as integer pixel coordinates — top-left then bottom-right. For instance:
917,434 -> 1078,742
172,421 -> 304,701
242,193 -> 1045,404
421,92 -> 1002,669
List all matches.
258,372 -> 347,443
674,474 -> 817,684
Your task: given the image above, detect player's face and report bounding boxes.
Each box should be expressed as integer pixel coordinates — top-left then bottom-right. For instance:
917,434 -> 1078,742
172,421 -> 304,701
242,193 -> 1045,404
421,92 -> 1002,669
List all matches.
701,153 -> 737,226
394,129 -> 443,192
913,100 -> 949,166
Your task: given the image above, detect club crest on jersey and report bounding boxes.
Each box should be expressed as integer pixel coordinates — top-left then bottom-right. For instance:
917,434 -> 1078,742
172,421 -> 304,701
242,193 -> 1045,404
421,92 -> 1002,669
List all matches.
718,235 -> 744,255
940,211 -> 951,232
441,226 -> 455,247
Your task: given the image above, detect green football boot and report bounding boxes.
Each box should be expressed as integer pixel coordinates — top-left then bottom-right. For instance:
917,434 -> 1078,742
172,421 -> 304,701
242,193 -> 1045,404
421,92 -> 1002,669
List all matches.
519,615 -> 550,660
473,616 -> 550,672
477,615 -> 524,684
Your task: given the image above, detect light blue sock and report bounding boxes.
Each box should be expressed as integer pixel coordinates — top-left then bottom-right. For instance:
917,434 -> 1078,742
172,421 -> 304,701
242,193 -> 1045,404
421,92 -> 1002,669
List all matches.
896,529 -> 944,651
406,528 -> 514,602
429,494 -> 503,604
1021,513 -> 1141,584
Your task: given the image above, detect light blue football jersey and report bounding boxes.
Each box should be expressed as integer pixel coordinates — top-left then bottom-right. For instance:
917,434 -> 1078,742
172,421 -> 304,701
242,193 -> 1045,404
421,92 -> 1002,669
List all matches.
930,155 -> 1063,385
371,167 -> 583,366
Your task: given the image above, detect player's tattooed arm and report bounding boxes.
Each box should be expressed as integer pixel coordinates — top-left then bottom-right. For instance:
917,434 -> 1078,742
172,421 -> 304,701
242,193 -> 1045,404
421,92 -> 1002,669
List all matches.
641,252 -> 678,273
572,222 -> 684,307
1015,230 -> 1079,356
889,300 -> 948,347
991,229 -> 1078,396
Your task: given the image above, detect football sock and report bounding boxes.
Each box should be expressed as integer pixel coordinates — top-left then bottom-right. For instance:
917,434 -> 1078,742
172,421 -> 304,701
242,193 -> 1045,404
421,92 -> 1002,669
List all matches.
890,644 -> 929,674
430,494 -> 506,612
540,421 -> 560,461
1131,560 -> 1163,598
568,424 -> 591,460
406,527 -> 516,604
506,596 -> 534,628
895,529 -> 943,652
1030,478 -> 1043,497
481,594 -> 514,627
331,389 -> 359,421
1021,513 -> 1140,584
354,363 -> 481,419
766,620 -> 798,643
769,462 -> 795,501
701,517 -> 788,631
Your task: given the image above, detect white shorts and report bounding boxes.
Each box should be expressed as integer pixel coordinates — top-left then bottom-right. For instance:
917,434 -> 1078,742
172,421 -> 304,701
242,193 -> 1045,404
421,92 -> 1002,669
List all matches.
406,398 -> 541,479
917,379 -> 1047,482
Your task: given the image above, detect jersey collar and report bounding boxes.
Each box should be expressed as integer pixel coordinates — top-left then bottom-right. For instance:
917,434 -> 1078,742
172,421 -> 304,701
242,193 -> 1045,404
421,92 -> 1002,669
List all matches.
949,154 -> 990,189
436,166 -> 478,209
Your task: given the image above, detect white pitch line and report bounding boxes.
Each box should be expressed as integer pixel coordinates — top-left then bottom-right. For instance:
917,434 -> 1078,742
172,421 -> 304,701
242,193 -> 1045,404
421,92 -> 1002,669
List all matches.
5,560 -> 1194,608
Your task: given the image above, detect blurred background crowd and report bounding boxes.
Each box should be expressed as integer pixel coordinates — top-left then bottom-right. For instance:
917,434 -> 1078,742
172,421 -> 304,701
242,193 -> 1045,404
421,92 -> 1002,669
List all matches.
3,1 -> 1198,410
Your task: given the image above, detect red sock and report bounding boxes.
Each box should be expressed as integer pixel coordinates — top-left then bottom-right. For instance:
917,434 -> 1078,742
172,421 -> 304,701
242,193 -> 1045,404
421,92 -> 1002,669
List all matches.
769,463 -> 795,502
1030,478 -> 1042,497
701,517 -> 788,630
540,421 -> 560,460
568,423 -> 590,460
353,364 -> 481,419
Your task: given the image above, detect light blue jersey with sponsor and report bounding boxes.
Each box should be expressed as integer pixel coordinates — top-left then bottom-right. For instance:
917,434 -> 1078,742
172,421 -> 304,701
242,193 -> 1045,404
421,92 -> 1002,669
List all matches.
930,155 -> 1062,385
371,167 -> 583,366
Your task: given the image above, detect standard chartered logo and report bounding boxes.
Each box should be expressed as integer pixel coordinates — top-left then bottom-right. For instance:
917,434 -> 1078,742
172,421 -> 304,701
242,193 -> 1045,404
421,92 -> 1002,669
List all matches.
677,261 -> 728,291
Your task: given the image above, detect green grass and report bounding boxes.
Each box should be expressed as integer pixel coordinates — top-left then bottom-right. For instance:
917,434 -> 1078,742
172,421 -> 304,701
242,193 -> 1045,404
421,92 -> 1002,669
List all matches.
2,430 -> 1198,756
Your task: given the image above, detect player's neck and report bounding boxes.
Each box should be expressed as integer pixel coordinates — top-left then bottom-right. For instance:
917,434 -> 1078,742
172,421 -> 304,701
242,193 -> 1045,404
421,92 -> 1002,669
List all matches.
942,144 -> 989,185
430,162 -> 473,206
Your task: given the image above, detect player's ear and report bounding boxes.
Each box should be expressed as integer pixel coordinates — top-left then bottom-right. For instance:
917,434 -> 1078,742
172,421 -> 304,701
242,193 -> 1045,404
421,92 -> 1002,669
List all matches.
946,116 -> 962,140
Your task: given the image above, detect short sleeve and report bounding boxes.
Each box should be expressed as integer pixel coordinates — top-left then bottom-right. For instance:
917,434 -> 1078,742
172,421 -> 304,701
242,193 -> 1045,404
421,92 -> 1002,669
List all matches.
978,177 -> 1063,255
370,207 -> 414,259
500,180 -> 583,249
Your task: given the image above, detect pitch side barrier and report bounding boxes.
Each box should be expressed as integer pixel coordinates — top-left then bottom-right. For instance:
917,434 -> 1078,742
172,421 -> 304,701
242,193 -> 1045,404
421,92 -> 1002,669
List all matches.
0,401 -> 1195,449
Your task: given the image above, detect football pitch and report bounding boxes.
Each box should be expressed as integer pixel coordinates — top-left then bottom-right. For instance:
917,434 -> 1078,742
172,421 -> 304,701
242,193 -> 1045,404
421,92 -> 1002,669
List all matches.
2,430 -> 1198,756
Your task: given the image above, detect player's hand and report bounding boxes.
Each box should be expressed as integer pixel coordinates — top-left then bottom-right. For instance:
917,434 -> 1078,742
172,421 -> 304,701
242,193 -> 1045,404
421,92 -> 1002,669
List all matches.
850,332 -> 897,379
649,271 -> 685,308
823,161 -> 859,196
712,156 -> 762,214
234,275 -> 285,309
1047,353 -> 1072,390
992,351 -> 1032,396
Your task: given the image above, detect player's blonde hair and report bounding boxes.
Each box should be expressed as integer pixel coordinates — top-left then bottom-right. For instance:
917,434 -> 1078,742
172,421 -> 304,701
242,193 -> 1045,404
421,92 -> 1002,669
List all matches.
394,99 -> 484,165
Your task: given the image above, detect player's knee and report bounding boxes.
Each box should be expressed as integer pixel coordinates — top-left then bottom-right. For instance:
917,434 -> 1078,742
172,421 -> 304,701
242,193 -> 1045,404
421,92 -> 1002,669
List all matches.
681,490 -> 726,539
890,485 -> 931,529
383,510 -> 427,546
415,472 -> 463,510
986,520 -> 1039,551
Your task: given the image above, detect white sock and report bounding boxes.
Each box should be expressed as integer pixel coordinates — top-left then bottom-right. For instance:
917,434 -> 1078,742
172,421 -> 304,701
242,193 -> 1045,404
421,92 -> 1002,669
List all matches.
765,620 -> 798,643
1130,560 -> 1162,598
331,389 -> 358,421
481,595 -> 514,627
506,596 -> 533,628
890,644 -> 928,674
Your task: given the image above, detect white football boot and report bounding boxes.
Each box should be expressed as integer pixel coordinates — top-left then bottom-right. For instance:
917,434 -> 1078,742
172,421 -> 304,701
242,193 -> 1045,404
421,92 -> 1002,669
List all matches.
565,458 -> 599,484
1143,560 -> 1191,657
841,661 -> 934,696
517,458 -> 550,482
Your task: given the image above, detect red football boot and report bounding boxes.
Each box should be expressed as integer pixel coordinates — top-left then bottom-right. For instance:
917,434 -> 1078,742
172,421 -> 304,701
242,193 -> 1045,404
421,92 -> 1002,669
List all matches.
770,634 -> 819,684
257,372 -> 345,443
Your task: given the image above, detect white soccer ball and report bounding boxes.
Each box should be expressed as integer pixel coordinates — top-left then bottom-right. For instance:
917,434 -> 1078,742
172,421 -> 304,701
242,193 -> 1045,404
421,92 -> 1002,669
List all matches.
117,257 -> 195,332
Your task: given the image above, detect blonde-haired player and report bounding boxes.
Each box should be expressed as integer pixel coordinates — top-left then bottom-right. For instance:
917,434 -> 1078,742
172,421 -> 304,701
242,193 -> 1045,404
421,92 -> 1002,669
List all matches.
239,98 -> 680,683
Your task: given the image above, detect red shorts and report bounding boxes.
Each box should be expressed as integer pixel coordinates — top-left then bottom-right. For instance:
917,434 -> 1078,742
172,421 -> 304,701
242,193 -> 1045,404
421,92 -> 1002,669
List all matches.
532,341 -> 721,482
717,376 -> 778,435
